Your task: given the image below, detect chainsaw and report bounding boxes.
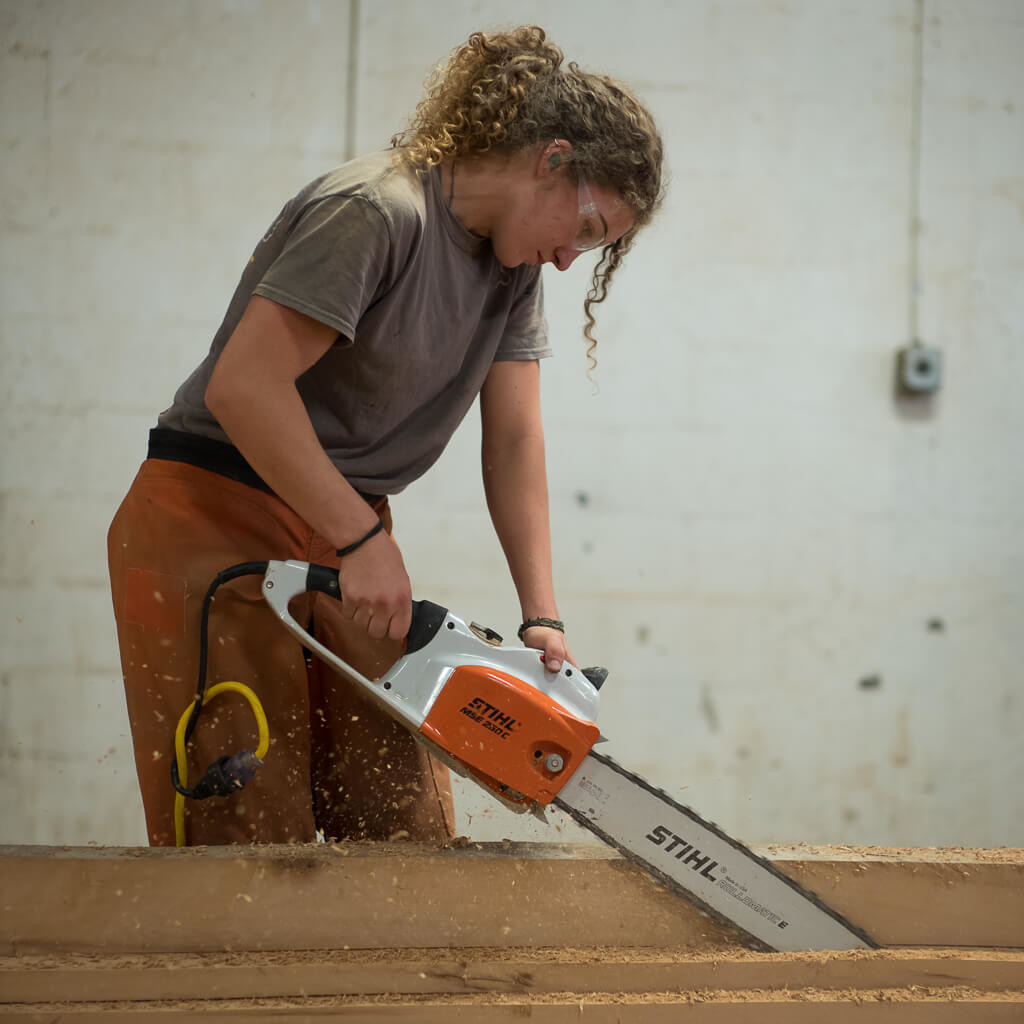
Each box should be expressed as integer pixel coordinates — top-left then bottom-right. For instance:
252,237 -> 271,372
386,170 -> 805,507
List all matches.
252,558 -> 878,953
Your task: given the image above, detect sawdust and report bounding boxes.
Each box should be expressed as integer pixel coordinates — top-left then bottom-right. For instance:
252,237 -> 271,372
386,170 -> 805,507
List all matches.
764,844 -> 1024,864
14,840 -> 1024,865
441,834 -> 480,849
5,946 -> 1024,972
6,986 -> 1024,1013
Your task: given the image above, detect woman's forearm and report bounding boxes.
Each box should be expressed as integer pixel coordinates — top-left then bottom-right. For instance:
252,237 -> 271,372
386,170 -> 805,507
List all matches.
482,431 -> 559,622
207,368 -> 377,548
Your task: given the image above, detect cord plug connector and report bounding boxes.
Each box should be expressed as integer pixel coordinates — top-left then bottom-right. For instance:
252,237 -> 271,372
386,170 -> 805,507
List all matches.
190,750 -> 263,800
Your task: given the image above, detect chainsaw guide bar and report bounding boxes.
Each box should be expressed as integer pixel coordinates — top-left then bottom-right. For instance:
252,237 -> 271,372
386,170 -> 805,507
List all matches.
555,749 -> 878,952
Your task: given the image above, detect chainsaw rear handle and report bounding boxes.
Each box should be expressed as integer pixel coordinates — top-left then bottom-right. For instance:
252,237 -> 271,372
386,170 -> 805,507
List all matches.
265,559 -> 475,707
302,562 -> 451,655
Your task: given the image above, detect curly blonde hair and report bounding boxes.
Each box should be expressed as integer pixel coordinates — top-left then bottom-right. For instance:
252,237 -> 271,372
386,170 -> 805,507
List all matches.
392,26 -> 664,368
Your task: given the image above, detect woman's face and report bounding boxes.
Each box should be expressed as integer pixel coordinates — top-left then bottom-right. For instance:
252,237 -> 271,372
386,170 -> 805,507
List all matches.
491,170 -> 635,272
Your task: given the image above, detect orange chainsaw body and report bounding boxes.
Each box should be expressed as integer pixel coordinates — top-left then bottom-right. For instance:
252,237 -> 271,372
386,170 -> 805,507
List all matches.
419,664 -> 600,805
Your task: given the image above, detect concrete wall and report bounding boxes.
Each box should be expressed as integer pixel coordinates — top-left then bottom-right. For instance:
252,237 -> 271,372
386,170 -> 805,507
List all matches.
1,0 -> 1021,849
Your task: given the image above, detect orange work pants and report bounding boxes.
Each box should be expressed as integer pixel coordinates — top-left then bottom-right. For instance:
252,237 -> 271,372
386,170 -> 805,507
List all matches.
107,458 -> 454,846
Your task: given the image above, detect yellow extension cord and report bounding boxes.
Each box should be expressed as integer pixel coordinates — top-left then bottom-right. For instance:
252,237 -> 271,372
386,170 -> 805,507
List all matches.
173,681 -> 270,847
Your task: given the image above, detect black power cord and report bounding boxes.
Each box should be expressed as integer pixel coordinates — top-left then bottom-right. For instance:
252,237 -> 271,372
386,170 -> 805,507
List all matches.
170,561 -> 269,799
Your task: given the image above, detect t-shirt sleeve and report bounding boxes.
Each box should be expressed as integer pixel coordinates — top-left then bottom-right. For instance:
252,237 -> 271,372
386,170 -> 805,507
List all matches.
253,194 -> 394,342
494,268 -> 552,361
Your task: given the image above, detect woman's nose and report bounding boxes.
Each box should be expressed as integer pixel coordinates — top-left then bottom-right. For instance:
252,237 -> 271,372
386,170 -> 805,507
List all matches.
552,246 -> 580,271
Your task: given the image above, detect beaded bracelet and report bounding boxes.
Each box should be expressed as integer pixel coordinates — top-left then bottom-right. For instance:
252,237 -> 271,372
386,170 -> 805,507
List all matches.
517,617 -> 565,641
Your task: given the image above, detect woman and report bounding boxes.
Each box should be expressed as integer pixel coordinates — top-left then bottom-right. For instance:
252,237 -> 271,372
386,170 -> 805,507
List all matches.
108,25 -> 663,846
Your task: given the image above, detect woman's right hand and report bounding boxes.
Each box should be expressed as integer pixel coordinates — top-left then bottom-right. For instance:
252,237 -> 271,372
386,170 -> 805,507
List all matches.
337,528 -> 413,641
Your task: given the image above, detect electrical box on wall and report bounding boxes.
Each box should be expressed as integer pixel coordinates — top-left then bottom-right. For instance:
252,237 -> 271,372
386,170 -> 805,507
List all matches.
896,342 -> 943,396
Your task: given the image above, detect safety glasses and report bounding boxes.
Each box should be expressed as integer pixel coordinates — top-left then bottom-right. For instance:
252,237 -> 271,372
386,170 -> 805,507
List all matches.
573,177 -> 607,252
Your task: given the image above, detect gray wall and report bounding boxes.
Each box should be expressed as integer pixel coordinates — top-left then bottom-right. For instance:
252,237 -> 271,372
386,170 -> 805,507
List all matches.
1,0 -> 1022,849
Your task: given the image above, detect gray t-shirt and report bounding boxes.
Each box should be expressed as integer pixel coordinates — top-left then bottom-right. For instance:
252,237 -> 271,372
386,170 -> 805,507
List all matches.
158,149 -> 550,494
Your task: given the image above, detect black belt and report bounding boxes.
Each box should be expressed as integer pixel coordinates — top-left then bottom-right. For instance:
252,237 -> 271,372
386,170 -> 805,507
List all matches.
147,428 -> 380,505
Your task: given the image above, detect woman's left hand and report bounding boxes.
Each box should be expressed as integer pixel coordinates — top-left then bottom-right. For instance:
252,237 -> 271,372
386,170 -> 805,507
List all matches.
521,625 -> 576,675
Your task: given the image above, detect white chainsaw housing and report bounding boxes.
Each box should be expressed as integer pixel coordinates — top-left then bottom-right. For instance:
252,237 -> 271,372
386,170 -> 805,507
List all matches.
261,559 -> 600,735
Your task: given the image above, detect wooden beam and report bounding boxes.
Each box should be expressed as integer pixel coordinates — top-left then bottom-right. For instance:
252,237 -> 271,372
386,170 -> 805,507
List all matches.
2,843 -> 1023,1021
3,949 -> 1024,1003
2,992 -> 1024,1022
2,843 -> 1022,955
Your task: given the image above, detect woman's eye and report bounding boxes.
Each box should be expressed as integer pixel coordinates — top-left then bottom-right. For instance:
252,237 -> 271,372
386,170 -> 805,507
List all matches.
578,218 -> 599,244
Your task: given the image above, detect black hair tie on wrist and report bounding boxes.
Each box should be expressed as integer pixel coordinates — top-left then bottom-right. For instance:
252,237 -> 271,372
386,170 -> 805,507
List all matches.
336,519 -> 385,558
518,617 -> 565,641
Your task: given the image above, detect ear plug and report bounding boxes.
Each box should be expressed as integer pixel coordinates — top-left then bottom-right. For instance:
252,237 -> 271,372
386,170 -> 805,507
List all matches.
549,154 -> 561,168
